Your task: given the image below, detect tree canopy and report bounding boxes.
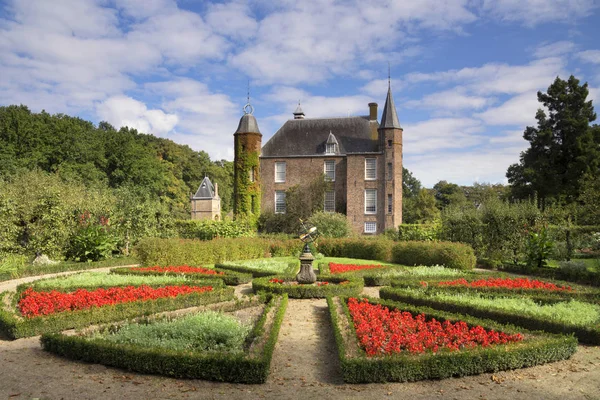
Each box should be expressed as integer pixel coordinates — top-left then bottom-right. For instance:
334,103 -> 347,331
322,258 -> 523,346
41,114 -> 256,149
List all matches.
506,75 -> 600,207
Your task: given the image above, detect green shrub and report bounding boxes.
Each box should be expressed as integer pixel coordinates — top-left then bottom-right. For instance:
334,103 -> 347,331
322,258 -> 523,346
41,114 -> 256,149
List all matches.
391,241 -> 476,270
525,226 -> 554,269
173,219 -> 255,240
328,296 -> 577,383
0,254 -> 27,279
307,211 -> 351,238
216,257 -> 299,277
397,224 -> 441,241
133,237 -> 298,266
67,224 -> 119,262
317,238 -> 394,261
41,295 -> 288,383
110,266 -> 252,286
252,276 -> 363,298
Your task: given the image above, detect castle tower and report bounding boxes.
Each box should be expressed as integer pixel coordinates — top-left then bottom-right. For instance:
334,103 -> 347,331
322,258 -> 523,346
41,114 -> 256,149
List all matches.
191,176 -> 221,220
233,103 -> 262,221
378,81 -> 403,229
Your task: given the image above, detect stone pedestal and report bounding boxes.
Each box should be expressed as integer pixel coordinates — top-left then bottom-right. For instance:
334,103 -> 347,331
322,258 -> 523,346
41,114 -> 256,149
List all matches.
296,244 -> 316,284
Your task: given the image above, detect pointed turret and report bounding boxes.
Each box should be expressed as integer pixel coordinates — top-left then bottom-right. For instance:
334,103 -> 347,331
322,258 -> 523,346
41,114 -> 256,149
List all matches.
379,86 -> 401,129
293,101 -> 305,119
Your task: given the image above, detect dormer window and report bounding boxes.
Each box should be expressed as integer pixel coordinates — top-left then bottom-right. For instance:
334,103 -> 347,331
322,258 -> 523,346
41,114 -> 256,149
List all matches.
326,143 -> 337,154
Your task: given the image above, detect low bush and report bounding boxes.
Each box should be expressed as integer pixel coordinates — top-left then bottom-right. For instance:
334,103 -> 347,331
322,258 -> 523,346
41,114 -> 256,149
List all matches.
391,241 -> 476,270
252,276 -> 363,298
328,296 -> 577,383
0,286 -> 234,339
173,219 -> 255,240
397,224 -> 441,241
317,238 -> 394,261
379,287 -> 600,344
41,295 -> 288,383
133,237 -> 298,266
111,266 -> 252,286
307,212 -> 351,238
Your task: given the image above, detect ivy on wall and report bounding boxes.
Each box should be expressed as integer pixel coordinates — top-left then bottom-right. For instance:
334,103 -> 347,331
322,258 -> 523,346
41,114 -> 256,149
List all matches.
233,135 -> 261,225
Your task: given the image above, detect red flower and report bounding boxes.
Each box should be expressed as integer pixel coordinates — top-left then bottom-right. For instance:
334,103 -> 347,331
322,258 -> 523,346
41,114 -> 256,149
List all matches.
130,265 -> 224,276
435,277 -> 571,291
269,278 -> 285,284
329,263 -> 385,274
347,298 -> 523,357
317,281 -> 329,286
18,285 -> 213,318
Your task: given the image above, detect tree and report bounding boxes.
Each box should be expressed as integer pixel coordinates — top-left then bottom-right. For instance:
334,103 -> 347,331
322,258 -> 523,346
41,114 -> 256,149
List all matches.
402,167 -> 421,199
507,75 -> 600,207
433,180 -> 468,209
403,188 -> 440,223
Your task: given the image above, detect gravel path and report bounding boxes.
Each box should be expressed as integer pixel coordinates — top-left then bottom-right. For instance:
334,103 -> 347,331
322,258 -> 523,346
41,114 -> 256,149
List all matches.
1,277 -> 600,399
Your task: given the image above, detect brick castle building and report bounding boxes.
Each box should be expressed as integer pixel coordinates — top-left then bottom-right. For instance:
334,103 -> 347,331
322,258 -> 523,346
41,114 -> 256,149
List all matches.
233,84 -> 403,234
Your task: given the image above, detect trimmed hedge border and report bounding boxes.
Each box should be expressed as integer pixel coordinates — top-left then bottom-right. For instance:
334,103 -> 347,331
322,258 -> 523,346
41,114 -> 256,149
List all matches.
110,266 -> 252,286
316,238 -> 476,270
391,277 -> 600,304
252,276 -> 363,298
0,286 -> 234,339
215,259 -> 299,278
379,287 -> 600,344
498,264 -> 600,287
0,257 -> 139,283
328,295 -> 578,383
40,295 -> 288,383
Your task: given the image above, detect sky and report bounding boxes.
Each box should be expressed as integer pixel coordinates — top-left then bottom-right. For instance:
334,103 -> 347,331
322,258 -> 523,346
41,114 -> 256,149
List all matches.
1,0 -> 600,187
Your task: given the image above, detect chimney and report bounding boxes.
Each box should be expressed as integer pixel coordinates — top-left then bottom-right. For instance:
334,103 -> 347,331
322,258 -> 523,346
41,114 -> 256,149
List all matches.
214,182 -> 219,198
368,102 -> 378,121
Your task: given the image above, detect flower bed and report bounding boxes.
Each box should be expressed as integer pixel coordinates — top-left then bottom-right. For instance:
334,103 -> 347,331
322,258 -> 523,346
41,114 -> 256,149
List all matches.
380,286 -> 600,344
41,295 -> 288,383
329,263 -> 386,274
433,277 -> 572,291
215,257 -> 299,277
328,296 -> 577,383
18,285 -> 213,318
111,265 -> 251,286
252,276 -> 362,298
348,298 -> 523,356
0,284 -> 234,339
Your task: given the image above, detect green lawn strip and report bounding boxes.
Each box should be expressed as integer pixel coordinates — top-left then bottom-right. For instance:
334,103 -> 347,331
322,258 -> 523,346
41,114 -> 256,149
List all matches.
41,295 -> 288,383
391,276 -> 600,304
110,266 -> 252,286
16,272 -> 223,296
0,257 -> 138,283
0,286 -> 234,339
327,295 -> 578,383
317,257 -> 480,286
216,257 -> 300,277
379,287 -> 600,344
252,275 -> 362,298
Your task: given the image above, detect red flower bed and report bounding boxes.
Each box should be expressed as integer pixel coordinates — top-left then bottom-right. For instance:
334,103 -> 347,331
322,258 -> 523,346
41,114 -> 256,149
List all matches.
131,265 -> 224,275
18,285 -> 213,318
329,263 -> 385,274
347,298 -> 523,356
431,277 -> 571,291
269,278 -> 285,284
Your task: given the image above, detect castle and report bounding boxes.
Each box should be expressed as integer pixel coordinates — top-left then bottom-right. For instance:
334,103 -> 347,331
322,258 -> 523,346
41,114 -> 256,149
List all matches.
232,84 -> 403,234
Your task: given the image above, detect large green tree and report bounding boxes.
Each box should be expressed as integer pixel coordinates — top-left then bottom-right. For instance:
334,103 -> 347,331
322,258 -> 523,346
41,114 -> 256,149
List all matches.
507,76 -> 600,207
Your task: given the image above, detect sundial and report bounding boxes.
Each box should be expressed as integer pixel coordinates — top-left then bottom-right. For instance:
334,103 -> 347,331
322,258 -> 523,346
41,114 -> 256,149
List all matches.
296,220 -> 319,284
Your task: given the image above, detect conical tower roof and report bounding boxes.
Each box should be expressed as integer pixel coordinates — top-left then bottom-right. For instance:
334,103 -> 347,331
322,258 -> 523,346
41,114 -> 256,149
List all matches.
379,86 -> 401,129
193,176 -> 215,199
234,113 -> 261,134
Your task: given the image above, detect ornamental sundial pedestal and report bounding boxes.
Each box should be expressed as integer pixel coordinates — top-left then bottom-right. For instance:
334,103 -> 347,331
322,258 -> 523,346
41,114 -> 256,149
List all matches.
297,220 -> 319,284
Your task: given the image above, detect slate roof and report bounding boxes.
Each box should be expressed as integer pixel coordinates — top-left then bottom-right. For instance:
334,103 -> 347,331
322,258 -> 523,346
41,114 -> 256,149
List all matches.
380,87 -> 401,129
261,116 -> 379,157
234,113 -> 261,134
193,176 -> 215,199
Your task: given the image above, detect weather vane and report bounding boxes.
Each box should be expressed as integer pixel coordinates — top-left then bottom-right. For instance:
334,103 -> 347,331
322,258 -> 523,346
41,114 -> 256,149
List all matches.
243,79 -> 254,115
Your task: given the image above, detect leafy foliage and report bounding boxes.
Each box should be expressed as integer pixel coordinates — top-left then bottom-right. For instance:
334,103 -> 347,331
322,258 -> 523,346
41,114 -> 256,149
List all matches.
307,211 -> 351,238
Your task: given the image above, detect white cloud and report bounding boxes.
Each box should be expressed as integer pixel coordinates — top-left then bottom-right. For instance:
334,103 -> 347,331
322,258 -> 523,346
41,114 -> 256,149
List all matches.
533,41 -> 576,58
403,118 -> 485,154
205,2 -> 258,40
405,89 -> 494,110
96,95 -> 178,135
476,91 -> 541,126
577,50 -> 600,64
481,0 -> 597,26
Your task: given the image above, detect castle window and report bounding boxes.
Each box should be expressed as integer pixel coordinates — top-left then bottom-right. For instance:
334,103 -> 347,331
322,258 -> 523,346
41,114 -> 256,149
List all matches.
387,162 -> 392,180
326,143 -> 337,154
387,139 -> 392,147
364,221 -> 377,234
388,194 -> 392,213
275,191 -> 286,213
251,195 -> 256,213
365,158 -> 376,180
249,167 -> 255,182
365,189 -> 377,214
324,160 -> 335,181
324,190 -> 335,212
275,162 -> 286,183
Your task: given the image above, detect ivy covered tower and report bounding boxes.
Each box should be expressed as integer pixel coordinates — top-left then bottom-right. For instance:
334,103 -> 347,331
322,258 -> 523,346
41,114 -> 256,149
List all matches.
233,103 -> 262,222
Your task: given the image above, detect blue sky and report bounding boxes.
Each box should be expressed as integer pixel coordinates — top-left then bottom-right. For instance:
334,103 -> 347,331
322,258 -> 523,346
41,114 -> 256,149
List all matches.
1,0 -> 599,187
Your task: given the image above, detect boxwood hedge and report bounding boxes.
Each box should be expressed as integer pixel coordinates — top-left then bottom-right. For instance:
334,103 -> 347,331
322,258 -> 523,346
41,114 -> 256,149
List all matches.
252,276 -> 363,298
328,296 -> 577,383
110,266 -> 252,286
40,295 -> 288,383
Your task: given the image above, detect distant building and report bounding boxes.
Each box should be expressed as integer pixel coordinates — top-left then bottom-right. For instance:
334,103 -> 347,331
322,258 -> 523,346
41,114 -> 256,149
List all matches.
233,84 -> 403,234
191,176 -> 221,221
